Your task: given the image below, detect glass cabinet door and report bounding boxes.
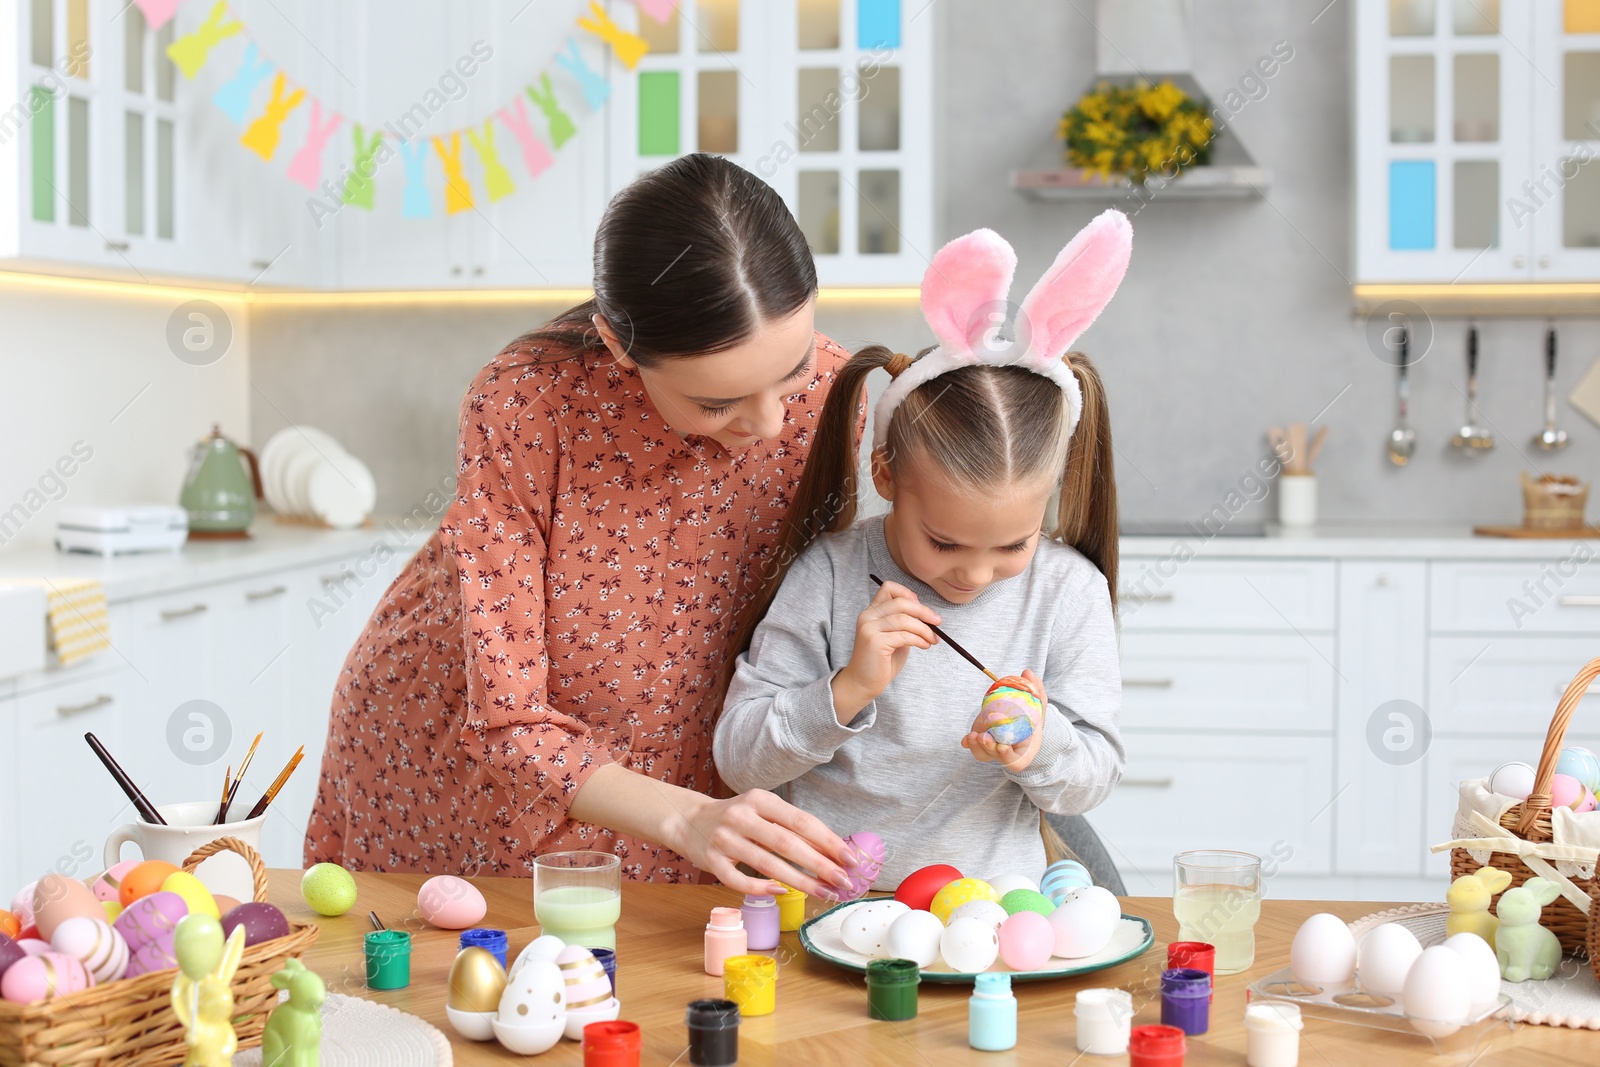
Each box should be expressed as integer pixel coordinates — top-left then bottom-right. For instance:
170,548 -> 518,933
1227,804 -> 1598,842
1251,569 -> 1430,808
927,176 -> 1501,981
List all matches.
1528,0 -> 1600,278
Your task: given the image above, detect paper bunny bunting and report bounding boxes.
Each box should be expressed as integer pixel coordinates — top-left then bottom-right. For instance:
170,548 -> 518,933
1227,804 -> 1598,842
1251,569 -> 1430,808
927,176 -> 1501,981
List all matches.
872,209 -> 1133,451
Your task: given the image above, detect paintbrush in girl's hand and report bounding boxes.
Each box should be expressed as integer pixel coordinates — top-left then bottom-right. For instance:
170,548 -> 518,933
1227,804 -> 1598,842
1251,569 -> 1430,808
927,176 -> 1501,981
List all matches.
868,573 -> 999,682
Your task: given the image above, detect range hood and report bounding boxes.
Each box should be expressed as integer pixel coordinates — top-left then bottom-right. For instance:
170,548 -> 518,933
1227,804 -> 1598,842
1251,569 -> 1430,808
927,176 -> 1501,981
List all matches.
1012,0 -> 1269,201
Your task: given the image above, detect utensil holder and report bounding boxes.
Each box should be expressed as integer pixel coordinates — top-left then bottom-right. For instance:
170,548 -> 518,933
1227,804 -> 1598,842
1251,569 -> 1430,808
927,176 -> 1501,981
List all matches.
1278,474 -> 1317,526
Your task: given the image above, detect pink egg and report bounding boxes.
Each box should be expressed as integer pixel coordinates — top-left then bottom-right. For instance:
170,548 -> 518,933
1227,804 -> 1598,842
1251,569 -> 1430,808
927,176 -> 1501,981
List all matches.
0,951 -> 93,1003
33,874 -> 103,942
1552,773 -> 1584,810
554,945 -> 612,1009
18,939 -> 50,956
1580,788 -> 1598,814
997,910 -> 1055,971
90,860 -> 141,904
417,875 -> 487,929
10,881 -> 37,929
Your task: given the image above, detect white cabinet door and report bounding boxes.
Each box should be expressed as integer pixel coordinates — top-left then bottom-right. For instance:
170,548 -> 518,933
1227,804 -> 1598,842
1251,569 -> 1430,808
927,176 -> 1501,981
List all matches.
1087,733 -> 1335,878
1335,561 -> 1429,876
1118,560 -> 1336,632
14,666 -> 133,887
1428,635 -> 1600,735
1119,632 -> 1335,733
1529,2 -> 1600,280
0,680 -> 17,894
118,586 -> 222,810
1421,736 -> 1531,882
1431,558 -> 1600,635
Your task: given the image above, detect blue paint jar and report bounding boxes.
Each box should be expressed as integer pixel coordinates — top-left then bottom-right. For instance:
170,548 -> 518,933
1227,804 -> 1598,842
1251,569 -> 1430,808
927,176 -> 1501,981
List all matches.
1160,967 -> 1211,1035
968,972 -> 1017,1051
459,928 -> 508,970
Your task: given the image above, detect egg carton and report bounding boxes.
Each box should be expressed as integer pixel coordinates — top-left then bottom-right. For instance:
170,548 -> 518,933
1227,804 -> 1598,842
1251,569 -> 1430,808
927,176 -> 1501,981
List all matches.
1248,970 -> 1513,1051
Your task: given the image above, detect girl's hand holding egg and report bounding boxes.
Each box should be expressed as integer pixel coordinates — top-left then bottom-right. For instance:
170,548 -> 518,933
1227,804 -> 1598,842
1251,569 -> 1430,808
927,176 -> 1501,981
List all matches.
832,581 -> 942,721
963,671 -> 1046,771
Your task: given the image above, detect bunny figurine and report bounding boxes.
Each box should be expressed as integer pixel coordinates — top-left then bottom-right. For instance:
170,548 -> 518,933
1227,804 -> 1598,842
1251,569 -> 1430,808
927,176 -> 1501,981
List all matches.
171,918 -> 248,1066
262,957 -> 326,1067
1446,865 -> 1513,949
1494,876 -> 1563,982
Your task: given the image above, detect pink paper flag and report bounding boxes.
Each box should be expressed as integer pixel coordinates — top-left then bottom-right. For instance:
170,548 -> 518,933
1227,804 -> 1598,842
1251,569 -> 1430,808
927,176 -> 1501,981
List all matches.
498,97 -> 554,181
286,102 -> 342,190
634,0 -> 677,24
134,0 -> 185,30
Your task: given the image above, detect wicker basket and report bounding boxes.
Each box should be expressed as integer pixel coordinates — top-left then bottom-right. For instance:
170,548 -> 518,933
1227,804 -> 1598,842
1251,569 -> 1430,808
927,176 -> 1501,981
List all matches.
1521,471 -> 1589,530
0,836 -> 318,1067
1451,655 -> 1600,964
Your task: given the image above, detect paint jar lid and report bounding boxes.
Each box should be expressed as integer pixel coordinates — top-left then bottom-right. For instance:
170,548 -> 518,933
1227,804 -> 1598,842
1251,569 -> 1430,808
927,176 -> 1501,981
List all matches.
707,907 -> 744,930
1076,987 -> 1134,1019
364,929 -> 412,955
973,972 -> 1012,997
583,1019 -> 641,1052
459,928 -> 507,950
723,954 -> 777,980
742,894 -> 776,907
865,958 -> 921,986
1245,1002 -> 1304,1032
685,998 -> 742,1031
1129,1024 -> 1187,1054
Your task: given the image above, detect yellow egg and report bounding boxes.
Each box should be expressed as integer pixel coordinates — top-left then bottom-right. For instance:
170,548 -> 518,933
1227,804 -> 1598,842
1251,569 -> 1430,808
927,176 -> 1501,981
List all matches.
448,946 -> 508,1013
930,878 -> 999,924
159,872 -> 219,920
101,901 -> 123,922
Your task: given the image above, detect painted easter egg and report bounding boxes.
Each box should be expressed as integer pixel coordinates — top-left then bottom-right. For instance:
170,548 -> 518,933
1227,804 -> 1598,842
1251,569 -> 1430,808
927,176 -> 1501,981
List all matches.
33,874 -> 103,942
999,888 -> 1054,918
1040,859 -> 1094,906
0,910 -> 18,939
980,676 -> 1042,746
841,899 -> 909,958
947,900 -> 1009,929
998,910 -> 1055,971
894,864 -> 962,912
220,902 -> 290,947
0,951 -> 92,1003
930,878 -> 998,925
840,832 -> 886,900
160,872 -> 219,920
0,934 -> 25,983
555,945 -> 611,1010
493,956 -> 567,1055
1551,773 -> 1585,810
114,892 -> 187,977
418,875 -> 487,929
118,861 -> 181,908
90,860 -> 140,904
50,917 -> 128,984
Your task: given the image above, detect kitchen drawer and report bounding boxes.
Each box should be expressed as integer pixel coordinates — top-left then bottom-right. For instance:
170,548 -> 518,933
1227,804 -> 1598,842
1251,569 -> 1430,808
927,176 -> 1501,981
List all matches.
1431,558 -> 1600,634
1428,636 -> 1600,735
1118,560 -> 1335,632
1087,733 -> 1334,876
1120,633 -> 1335,732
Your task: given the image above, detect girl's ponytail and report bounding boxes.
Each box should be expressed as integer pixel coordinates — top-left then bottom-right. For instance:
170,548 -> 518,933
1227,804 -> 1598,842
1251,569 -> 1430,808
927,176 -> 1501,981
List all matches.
1051,352 -> 1118,612
733,344 -> 899,653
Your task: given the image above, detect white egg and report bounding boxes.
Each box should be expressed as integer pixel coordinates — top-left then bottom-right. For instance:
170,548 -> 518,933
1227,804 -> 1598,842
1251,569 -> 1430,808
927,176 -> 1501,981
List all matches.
1403,945 -> 1471,1038
508,934 -> 566,978
886,910 -> 945,968
1290,913 -> 1356,986
50,916 -> 128,984
1048,886 -> 1119,959
1356,922 -> 1422,996
947,900 -> 1009,929
1442,932 -> 1503,1013
1488,762 -> 1536,801
939,917 -> 1000,972
983,874 -> 1039,899
840,899 -> 909,958
495,956 -> 567,1056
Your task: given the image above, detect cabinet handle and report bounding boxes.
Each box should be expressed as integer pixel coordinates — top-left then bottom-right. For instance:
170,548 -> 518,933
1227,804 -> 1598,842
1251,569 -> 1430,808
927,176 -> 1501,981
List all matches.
57,693 -> 113,716
1121,591 -> 1174,603
1513,255 -> 1526,268
1123,678 -> 1175,689
1557,682 -> 1600,696
160,602 -> 209,620
250,259 -> 273,271
1121,777 -> 1174,789
1540,255 -> 1552,269
320,570 -> 356,586
451,265 -> 463,276
472,266 -> 485,276
105,240 -> 130,253
1558,595 -> 1600,607
245,585 -> 287,601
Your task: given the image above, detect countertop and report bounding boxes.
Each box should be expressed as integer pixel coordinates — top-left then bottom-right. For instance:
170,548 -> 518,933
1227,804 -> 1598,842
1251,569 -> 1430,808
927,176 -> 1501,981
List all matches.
269,872 -> 1585,1066
1121,523 -> 1600,560
0,515 -> 434,603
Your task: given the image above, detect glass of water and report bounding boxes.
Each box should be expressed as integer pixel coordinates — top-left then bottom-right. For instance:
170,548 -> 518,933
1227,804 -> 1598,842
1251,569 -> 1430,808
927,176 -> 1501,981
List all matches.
534,851 -> 622,951
1172,850 -> 1262,975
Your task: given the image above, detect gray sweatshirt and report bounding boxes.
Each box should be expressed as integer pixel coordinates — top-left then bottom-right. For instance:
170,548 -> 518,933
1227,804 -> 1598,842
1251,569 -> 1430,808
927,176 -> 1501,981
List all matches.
715,514 -> 1125,889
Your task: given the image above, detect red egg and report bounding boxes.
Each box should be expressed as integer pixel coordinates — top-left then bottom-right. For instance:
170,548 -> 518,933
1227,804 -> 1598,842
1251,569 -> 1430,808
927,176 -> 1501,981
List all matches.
894,864 -> 964,912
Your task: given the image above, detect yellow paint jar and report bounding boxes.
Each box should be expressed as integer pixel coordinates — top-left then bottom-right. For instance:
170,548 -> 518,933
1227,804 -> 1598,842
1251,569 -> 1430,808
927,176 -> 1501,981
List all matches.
723,953 -> 777,1017
776,884 -> 807,931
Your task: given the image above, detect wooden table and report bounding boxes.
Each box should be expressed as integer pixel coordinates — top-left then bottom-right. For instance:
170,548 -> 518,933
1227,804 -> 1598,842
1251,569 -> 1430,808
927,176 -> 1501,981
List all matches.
269,871 -> 1595,1065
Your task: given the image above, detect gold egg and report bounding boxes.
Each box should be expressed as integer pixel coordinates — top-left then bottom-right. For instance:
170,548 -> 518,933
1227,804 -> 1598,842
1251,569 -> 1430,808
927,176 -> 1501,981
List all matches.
447,947 -> 507,1013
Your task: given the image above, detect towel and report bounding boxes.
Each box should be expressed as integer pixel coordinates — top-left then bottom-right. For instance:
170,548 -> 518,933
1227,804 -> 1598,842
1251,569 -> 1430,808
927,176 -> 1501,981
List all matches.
13,577 -> 110,665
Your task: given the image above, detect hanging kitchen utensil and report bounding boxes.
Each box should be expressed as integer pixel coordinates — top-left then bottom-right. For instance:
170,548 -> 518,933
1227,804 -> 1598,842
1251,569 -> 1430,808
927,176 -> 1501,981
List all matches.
179,424 -> 262,537
1387,326 -> 1417,466
1535,326 -> 1570,451
1451,324 -> 1494,456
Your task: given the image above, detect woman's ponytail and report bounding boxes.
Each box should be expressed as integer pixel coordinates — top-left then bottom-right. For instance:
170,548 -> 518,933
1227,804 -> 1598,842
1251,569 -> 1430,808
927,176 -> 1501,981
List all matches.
732,344 -> 899,654
1051,352 -> 1118,612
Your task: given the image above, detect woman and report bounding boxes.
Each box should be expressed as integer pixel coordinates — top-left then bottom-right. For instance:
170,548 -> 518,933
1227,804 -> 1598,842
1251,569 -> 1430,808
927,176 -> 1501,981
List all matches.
305,155 -> 858,900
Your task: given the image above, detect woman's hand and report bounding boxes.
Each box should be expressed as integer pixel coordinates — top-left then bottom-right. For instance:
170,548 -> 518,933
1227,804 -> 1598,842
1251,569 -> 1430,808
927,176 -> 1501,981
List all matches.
667,788 -> 858,900
961,669 -> 1045,772
831,580 -> 941,722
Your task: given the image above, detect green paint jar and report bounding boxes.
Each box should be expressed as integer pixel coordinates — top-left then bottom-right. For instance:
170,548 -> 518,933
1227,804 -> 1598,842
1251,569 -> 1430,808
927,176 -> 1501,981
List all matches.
364,929 -> 412,990
866,958 -> 920,1021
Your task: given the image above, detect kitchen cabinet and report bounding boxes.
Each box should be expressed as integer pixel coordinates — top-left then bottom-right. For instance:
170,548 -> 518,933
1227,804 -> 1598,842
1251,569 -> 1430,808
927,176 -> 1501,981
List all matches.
0,680 -> 15,895
1354,0 -> 1600,283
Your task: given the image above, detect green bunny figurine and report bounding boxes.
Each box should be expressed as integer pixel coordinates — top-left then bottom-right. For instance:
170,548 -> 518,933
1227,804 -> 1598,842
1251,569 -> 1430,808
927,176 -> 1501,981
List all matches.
1494,876 -> 1563,982
262,958 -> 325,1067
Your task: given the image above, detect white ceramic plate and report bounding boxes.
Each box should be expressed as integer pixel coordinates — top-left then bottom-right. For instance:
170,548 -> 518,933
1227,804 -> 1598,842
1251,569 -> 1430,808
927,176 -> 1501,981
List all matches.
308,452 -> 376,529
262,426 -> 346,517
799,898 -> 1154,984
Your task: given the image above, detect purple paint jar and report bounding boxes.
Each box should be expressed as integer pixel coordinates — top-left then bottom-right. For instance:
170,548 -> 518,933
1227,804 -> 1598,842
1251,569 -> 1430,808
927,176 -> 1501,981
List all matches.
1160,967 -> 1211,1035
741,894 -> 780,952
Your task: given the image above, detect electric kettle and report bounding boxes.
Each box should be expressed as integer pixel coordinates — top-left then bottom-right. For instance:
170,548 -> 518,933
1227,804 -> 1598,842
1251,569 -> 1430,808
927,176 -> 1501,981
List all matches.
179,424 -> 262,536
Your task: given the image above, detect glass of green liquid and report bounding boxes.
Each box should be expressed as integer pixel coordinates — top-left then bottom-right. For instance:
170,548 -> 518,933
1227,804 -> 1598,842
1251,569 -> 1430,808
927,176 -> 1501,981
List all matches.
534,850 -> 622,951
1172,849 -> 1262,976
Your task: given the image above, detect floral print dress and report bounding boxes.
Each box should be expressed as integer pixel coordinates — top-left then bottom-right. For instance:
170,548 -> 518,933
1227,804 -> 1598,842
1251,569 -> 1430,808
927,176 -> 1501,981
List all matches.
304,332 -> 852,879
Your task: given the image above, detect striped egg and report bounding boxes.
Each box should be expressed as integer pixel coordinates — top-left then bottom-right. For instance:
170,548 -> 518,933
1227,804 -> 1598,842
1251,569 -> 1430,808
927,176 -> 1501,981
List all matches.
0,951 -> 92,1003
49,917 -> 128,984
554,945 -> 611,1010
1040,860 -> 1093,907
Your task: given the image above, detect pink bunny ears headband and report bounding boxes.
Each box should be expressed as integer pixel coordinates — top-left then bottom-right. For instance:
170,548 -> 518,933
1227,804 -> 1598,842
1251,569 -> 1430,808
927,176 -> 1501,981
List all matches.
871,209 -> 1134,451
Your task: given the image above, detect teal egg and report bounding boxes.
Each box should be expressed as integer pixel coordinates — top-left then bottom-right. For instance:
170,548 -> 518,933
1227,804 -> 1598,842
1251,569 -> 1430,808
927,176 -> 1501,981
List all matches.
1040,859 -> 1093,907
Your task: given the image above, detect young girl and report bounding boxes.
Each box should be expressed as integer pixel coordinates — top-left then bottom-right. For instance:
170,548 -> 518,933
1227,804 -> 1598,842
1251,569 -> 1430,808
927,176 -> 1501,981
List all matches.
714,212 -> 1131,888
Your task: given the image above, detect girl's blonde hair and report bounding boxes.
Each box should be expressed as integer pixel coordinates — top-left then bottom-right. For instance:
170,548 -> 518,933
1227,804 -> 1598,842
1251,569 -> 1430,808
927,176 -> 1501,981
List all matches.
733,343 -> 1119,653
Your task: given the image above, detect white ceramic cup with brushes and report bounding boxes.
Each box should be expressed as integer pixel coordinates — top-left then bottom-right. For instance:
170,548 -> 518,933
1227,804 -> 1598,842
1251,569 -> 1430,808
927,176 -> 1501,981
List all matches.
1271,422 -> 1327,526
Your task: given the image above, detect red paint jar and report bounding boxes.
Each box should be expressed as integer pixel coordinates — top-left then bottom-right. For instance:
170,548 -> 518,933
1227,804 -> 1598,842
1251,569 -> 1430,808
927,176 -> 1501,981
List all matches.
583,1020 -> 641,1067
1129,1023 -> 1187,1067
